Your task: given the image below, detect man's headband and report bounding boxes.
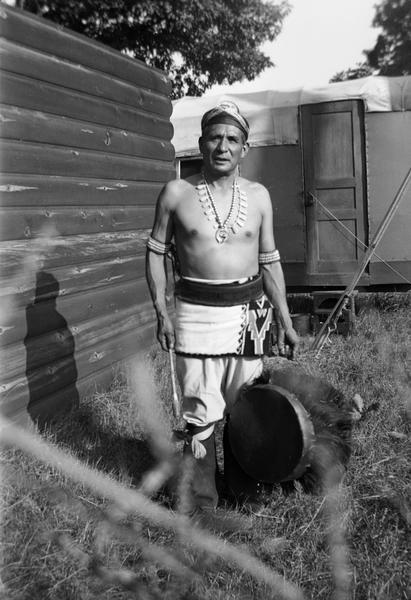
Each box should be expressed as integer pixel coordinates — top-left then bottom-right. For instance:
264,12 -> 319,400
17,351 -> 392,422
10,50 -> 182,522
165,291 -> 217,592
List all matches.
201,101 -> 250,141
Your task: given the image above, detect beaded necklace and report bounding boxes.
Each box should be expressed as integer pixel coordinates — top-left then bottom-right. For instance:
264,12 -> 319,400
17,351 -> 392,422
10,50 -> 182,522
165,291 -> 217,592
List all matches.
197,177 -> 248,244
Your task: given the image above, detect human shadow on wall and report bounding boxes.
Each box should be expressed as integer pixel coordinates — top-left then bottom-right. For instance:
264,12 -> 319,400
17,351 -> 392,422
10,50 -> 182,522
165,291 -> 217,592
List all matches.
25,270 -> 79,428
25,271 -> 158,487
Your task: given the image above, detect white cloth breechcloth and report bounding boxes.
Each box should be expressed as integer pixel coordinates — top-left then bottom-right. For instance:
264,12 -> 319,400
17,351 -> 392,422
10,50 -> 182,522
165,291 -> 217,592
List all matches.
176,354 -> 263,427
175,297 -> 248,355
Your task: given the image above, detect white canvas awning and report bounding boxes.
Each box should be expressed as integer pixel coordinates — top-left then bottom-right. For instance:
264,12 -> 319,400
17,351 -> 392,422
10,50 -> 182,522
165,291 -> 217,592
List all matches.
172,76 -> 411,156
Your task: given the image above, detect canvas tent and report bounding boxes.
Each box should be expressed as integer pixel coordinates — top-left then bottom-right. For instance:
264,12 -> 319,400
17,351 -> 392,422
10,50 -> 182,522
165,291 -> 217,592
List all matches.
172,76 -> 411,289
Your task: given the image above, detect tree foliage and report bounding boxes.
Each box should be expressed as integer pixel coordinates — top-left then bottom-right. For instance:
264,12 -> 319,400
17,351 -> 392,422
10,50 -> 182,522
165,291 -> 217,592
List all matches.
20,0 -> 290,98
365,0 -> 411,75
330,63 -> 375,83
330,0 -> 411,82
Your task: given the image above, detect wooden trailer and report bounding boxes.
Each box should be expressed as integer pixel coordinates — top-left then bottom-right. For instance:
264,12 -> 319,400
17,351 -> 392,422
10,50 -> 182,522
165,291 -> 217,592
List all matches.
172,76 -> 411,290
0,5 -> 175,424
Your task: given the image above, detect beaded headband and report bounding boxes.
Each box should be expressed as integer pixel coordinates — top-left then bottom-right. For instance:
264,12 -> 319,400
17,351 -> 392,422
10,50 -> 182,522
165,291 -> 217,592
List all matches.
201,101 -> 250,140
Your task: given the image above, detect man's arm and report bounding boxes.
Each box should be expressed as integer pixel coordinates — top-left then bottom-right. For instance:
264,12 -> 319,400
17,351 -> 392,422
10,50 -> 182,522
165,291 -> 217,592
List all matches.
258,186 -> 299,356
145,181 -> 177,351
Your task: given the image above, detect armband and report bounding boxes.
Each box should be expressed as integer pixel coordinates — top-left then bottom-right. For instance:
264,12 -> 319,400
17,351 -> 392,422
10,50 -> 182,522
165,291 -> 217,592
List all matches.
147,236 -> 171,255
258,249 -> 280,264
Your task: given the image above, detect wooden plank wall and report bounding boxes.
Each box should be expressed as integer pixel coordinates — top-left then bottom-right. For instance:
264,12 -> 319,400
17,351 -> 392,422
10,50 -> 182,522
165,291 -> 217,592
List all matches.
0,5 -> 175,424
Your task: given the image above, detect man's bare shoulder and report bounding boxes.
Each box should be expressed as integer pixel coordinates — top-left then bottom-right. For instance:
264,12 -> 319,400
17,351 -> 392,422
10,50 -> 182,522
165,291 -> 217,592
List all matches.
163,177 -> 196,195
159,177 -> 197,207
240,177 -> 271,204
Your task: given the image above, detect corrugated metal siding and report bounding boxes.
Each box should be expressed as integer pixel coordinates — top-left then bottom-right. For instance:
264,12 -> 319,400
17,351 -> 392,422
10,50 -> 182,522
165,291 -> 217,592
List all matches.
0,5 -> 175,423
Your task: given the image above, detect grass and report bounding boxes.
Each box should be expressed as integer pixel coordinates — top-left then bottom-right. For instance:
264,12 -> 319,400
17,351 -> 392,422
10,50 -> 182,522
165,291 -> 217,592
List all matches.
1,296 -> 410,600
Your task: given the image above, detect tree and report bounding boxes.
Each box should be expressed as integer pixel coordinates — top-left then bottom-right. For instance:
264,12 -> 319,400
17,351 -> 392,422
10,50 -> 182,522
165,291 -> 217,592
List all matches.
20,0 -> 290,98
366,0 -> 411,76
330,0 -> 411,82
330,63 -> 375,83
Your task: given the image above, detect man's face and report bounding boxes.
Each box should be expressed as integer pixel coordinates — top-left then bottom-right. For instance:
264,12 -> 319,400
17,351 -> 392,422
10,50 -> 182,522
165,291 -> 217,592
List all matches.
199,123 -> 248,176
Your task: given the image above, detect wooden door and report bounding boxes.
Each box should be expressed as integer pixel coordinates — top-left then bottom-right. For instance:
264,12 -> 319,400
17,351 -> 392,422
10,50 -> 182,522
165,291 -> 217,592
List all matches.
301,100 -> 367,277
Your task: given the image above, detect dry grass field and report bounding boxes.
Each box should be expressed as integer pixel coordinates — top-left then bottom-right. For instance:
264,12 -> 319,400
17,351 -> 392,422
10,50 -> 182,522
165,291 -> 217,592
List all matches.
1,293 -> 410,600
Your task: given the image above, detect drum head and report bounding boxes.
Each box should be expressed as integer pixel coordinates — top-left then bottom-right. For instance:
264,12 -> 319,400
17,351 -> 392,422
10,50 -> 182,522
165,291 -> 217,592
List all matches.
227,383 -> 314,483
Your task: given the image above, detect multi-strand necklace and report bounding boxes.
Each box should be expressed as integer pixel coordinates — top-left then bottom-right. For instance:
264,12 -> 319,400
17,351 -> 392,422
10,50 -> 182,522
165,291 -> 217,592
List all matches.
197,177 -> 248,244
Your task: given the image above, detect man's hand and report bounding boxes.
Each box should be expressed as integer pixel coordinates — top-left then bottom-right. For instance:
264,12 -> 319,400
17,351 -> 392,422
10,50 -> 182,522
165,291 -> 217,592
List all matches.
157,314 -> 175,351
285,326 -> 300,359
277,325 -> 300,360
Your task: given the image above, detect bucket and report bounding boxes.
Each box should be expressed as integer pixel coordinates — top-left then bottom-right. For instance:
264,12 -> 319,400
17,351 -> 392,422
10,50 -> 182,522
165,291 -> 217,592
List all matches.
291,313 -> 311,336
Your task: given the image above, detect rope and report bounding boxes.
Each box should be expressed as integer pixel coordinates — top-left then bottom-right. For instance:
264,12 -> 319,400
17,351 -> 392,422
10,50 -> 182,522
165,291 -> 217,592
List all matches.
314,194 -> 411,285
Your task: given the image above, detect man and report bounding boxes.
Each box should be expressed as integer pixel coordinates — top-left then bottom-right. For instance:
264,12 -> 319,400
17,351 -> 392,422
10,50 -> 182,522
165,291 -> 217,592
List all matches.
146,101 -> 298,512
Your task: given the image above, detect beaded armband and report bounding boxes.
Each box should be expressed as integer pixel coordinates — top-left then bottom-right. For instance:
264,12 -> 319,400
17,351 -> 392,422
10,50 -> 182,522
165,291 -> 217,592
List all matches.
258,249 -> 281,264
146,236 -> 172,255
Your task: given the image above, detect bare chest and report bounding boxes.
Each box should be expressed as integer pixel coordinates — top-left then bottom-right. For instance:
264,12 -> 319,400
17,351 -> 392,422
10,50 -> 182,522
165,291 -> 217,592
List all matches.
174,185 -> 261,242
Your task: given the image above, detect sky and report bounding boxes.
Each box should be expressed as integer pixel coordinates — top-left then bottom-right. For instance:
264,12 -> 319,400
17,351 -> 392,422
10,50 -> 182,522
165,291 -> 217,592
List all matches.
207,0 -> 381,95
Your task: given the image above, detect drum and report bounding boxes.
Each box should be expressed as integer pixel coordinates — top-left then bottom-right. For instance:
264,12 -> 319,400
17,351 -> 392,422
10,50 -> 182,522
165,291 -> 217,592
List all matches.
227,383 -> 315,484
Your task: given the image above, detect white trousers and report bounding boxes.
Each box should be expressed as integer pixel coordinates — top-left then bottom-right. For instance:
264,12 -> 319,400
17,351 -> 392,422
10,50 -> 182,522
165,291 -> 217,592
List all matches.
176,355 -> 263,427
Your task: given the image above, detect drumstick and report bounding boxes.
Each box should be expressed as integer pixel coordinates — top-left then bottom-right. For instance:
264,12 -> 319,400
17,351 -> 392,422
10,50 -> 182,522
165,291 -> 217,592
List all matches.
168,348 -> 180,419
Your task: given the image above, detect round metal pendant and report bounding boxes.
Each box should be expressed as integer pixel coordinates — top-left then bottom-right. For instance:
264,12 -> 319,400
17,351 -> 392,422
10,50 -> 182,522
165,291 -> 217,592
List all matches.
215,227 -> 229,243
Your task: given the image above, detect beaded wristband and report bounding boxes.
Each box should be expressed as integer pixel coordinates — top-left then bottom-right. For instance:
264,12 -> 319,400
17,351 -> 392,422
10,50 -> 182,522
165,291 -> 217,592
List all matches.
258,249 -> 280,264
146,236 -> 171,255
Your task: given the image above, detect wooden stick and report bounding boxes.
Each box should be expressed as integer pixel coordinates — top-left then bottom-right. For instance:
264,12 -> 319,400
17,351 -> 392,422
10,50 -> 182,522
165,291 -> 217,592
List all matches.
168,348 -> 180,419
